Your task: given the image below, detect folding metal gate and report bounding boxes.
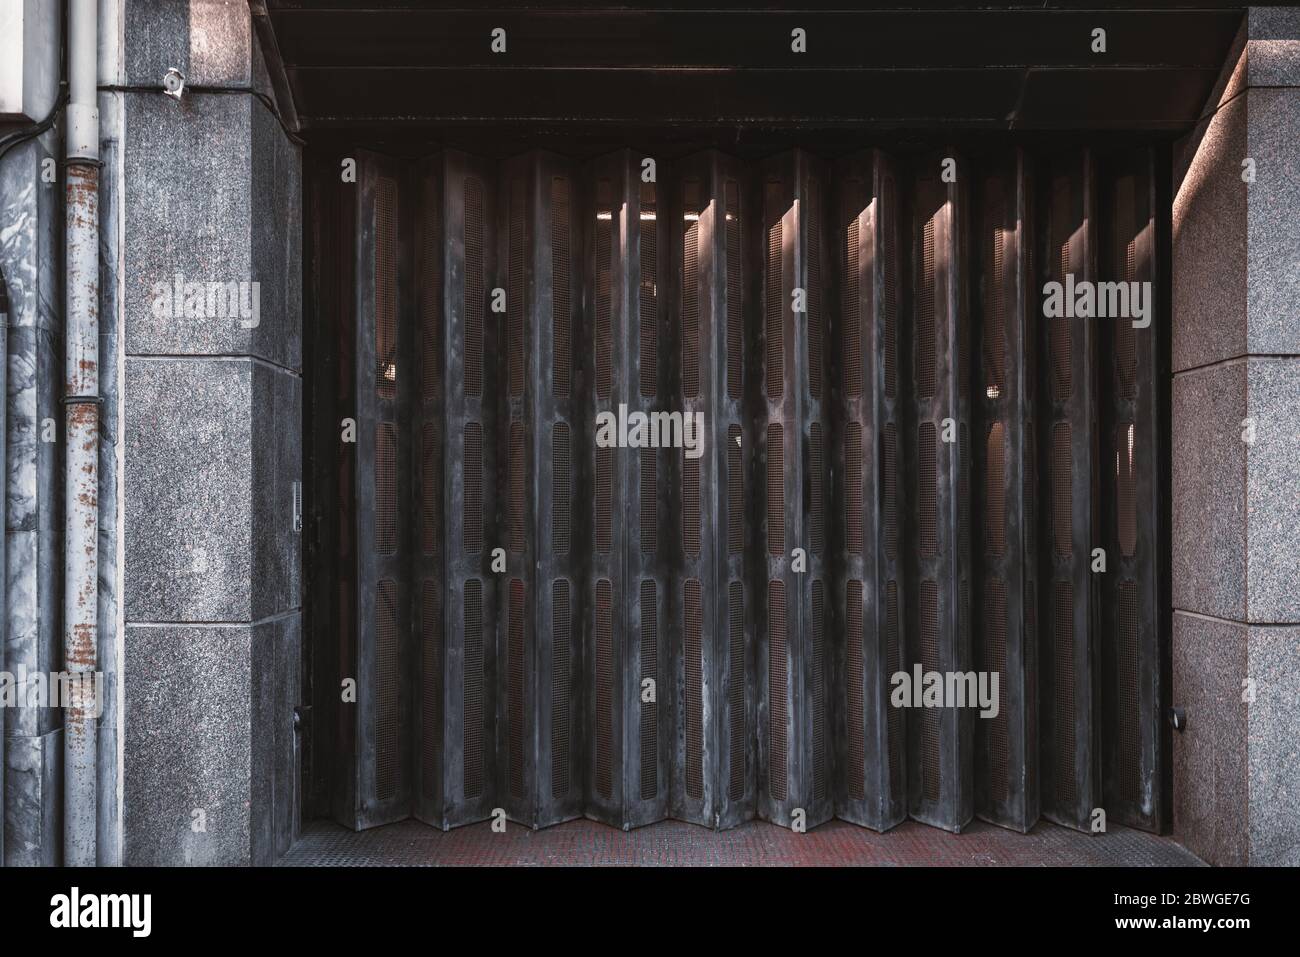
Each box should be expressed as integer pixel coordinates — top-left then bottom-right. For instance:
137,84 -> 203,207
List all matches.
309,142 -> 1166,836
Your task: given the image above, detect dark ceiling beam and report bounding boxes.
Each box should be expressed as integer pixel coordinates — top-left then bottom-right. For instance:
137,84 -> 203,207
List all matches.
260,2 -> 1244,131
269,10 -> 1241,70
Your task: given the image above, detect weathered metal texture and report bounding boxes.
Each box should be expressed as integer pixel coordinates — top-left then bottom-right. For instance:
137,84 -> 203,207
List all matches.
1097,148 -> 1164,834
582,150 -> 672,829
412,149 -> 502,830
972,150 -> 1040,832
345,151 -> 416,829
1036,151 -> 1101,832
308,151 -> 358,829
313,143 -> 1169,839
832,150 -> 908,831
755,150 -> 834,830
0,276 -> 6,865
62,0 -> 101,868
63,156 -> 100,866
668,150 -> 756,829
497,150 -> 587,829
903,151 -> 975,833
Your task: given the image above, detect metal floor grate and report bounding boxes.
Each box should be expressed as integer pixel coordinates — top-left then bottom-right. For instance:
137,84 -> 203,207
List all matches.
279,818 -> 1205,868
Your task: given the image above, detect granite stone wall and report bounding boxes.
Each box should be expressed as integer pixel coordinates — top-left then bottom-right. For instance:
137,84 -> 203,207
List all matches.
1172,6 -> 1300,866
118,0 -> 302,866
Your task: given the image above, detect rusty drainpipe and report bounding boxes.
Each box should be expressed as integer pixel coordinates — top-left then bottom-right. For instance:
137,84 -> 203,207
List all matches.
63,0 -> 100,867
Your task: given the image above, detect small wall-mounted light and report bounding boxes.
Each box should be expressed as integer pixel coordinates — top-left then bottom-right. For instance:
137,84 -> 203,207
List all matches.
162,68 -> 185,99
1170,706 -> 1187,733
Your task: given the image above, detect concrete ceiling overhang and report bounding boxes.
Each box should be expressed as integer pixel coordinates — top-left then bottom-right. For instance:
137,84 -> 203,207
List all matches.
262,1 -> 1246,143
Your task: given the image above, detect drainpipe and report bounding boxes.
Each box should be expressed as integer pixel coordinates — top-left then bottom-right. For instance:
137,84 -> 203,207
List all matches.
63,0 -> 100,867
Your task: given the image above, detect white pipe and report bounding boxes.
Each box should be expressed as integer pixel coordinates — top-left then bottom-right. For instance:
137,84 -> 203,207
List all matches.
64,0 -> 100,868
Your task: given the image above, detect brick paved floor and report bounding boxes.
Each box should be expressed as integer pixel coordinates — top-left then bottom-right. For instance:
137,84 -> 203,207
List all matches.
280,816 -> 1205,866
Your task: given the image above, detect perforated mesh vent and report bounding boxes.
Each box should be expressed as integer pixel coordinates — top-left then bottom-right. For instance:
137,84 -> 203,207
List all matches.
920,579 -> 940,801
846,580 -> 865,801
1052,422 -> 1073,558
886,580 -> 902,789
508,178 -> 525,398
883,171 -> 898,399
917,212 -> 937,399
986,578 -> 1009,803
766,423 -> 784,555
768,579 -> 788,801
508,578 -> 526,799
1025,425 -> 1036,544
812,579 -> 827,801
1049,320 -> 1072,402
808,178 -> 823,401
377,423 -> 398,554
728,581 -> 745,801
683,449 -> 701,559
959,424 -> 970,558
375,177 -> 398,400
810,422 -> 824,554
641,580 -> 659,800
1117,579 -> 1140,802
596,445 -> 613,553
552,176 -> 572,397
421,422 -> 439,555
464,176 -> 484,397
464,579 -> 484,797
595,179 -> 613,400
683,180 -> 702,398
422,177 -> 442,402
685,579 -> 704,800
641,180 -> 658,397
1115,175 -> 1138,399
986,422 -> 1007,556
421,579 -> 441,793
552,579 -> 571,797
595,579 -> 613,799
1118,422 -> 1137,557
1053,172 -> 1074,279
726,180 -> 743,400
884,423 -> 898,560
641,447 -> 657,554
376,579 -> 399,800
728,424 -> 743,555
842,184 -> 863,398
846,422 -> 864,554
509,422 -> 525,554
1025,578 -> 1037,799
553,423 -> 570,555
919,422 -> 938,557
984,179 -> 1008,399
766,182 -> 785,399
1054,580 -> 1076,806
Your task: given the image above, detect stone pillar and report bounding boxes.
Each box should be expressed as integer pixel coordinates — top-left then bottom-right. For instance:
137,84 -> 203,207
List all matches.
1172,7 -> 1300,866
118,0 -> 301,865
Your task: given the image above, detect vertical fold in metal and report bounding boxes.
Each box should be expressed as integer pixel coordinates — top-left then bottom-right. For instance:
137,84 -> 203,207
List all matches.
1036,151 -> 1101,831
498,151 -> 586,828
973,150 -> 1040,832
348,152 -> 416,828
583,150 -> 671,828
670,151 -> 755,828
1098,148 -> 1163,833
904,151 -> 974,832
755,150 -> 833,830
412,150 -> 501,829
832,150 -> 908,830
